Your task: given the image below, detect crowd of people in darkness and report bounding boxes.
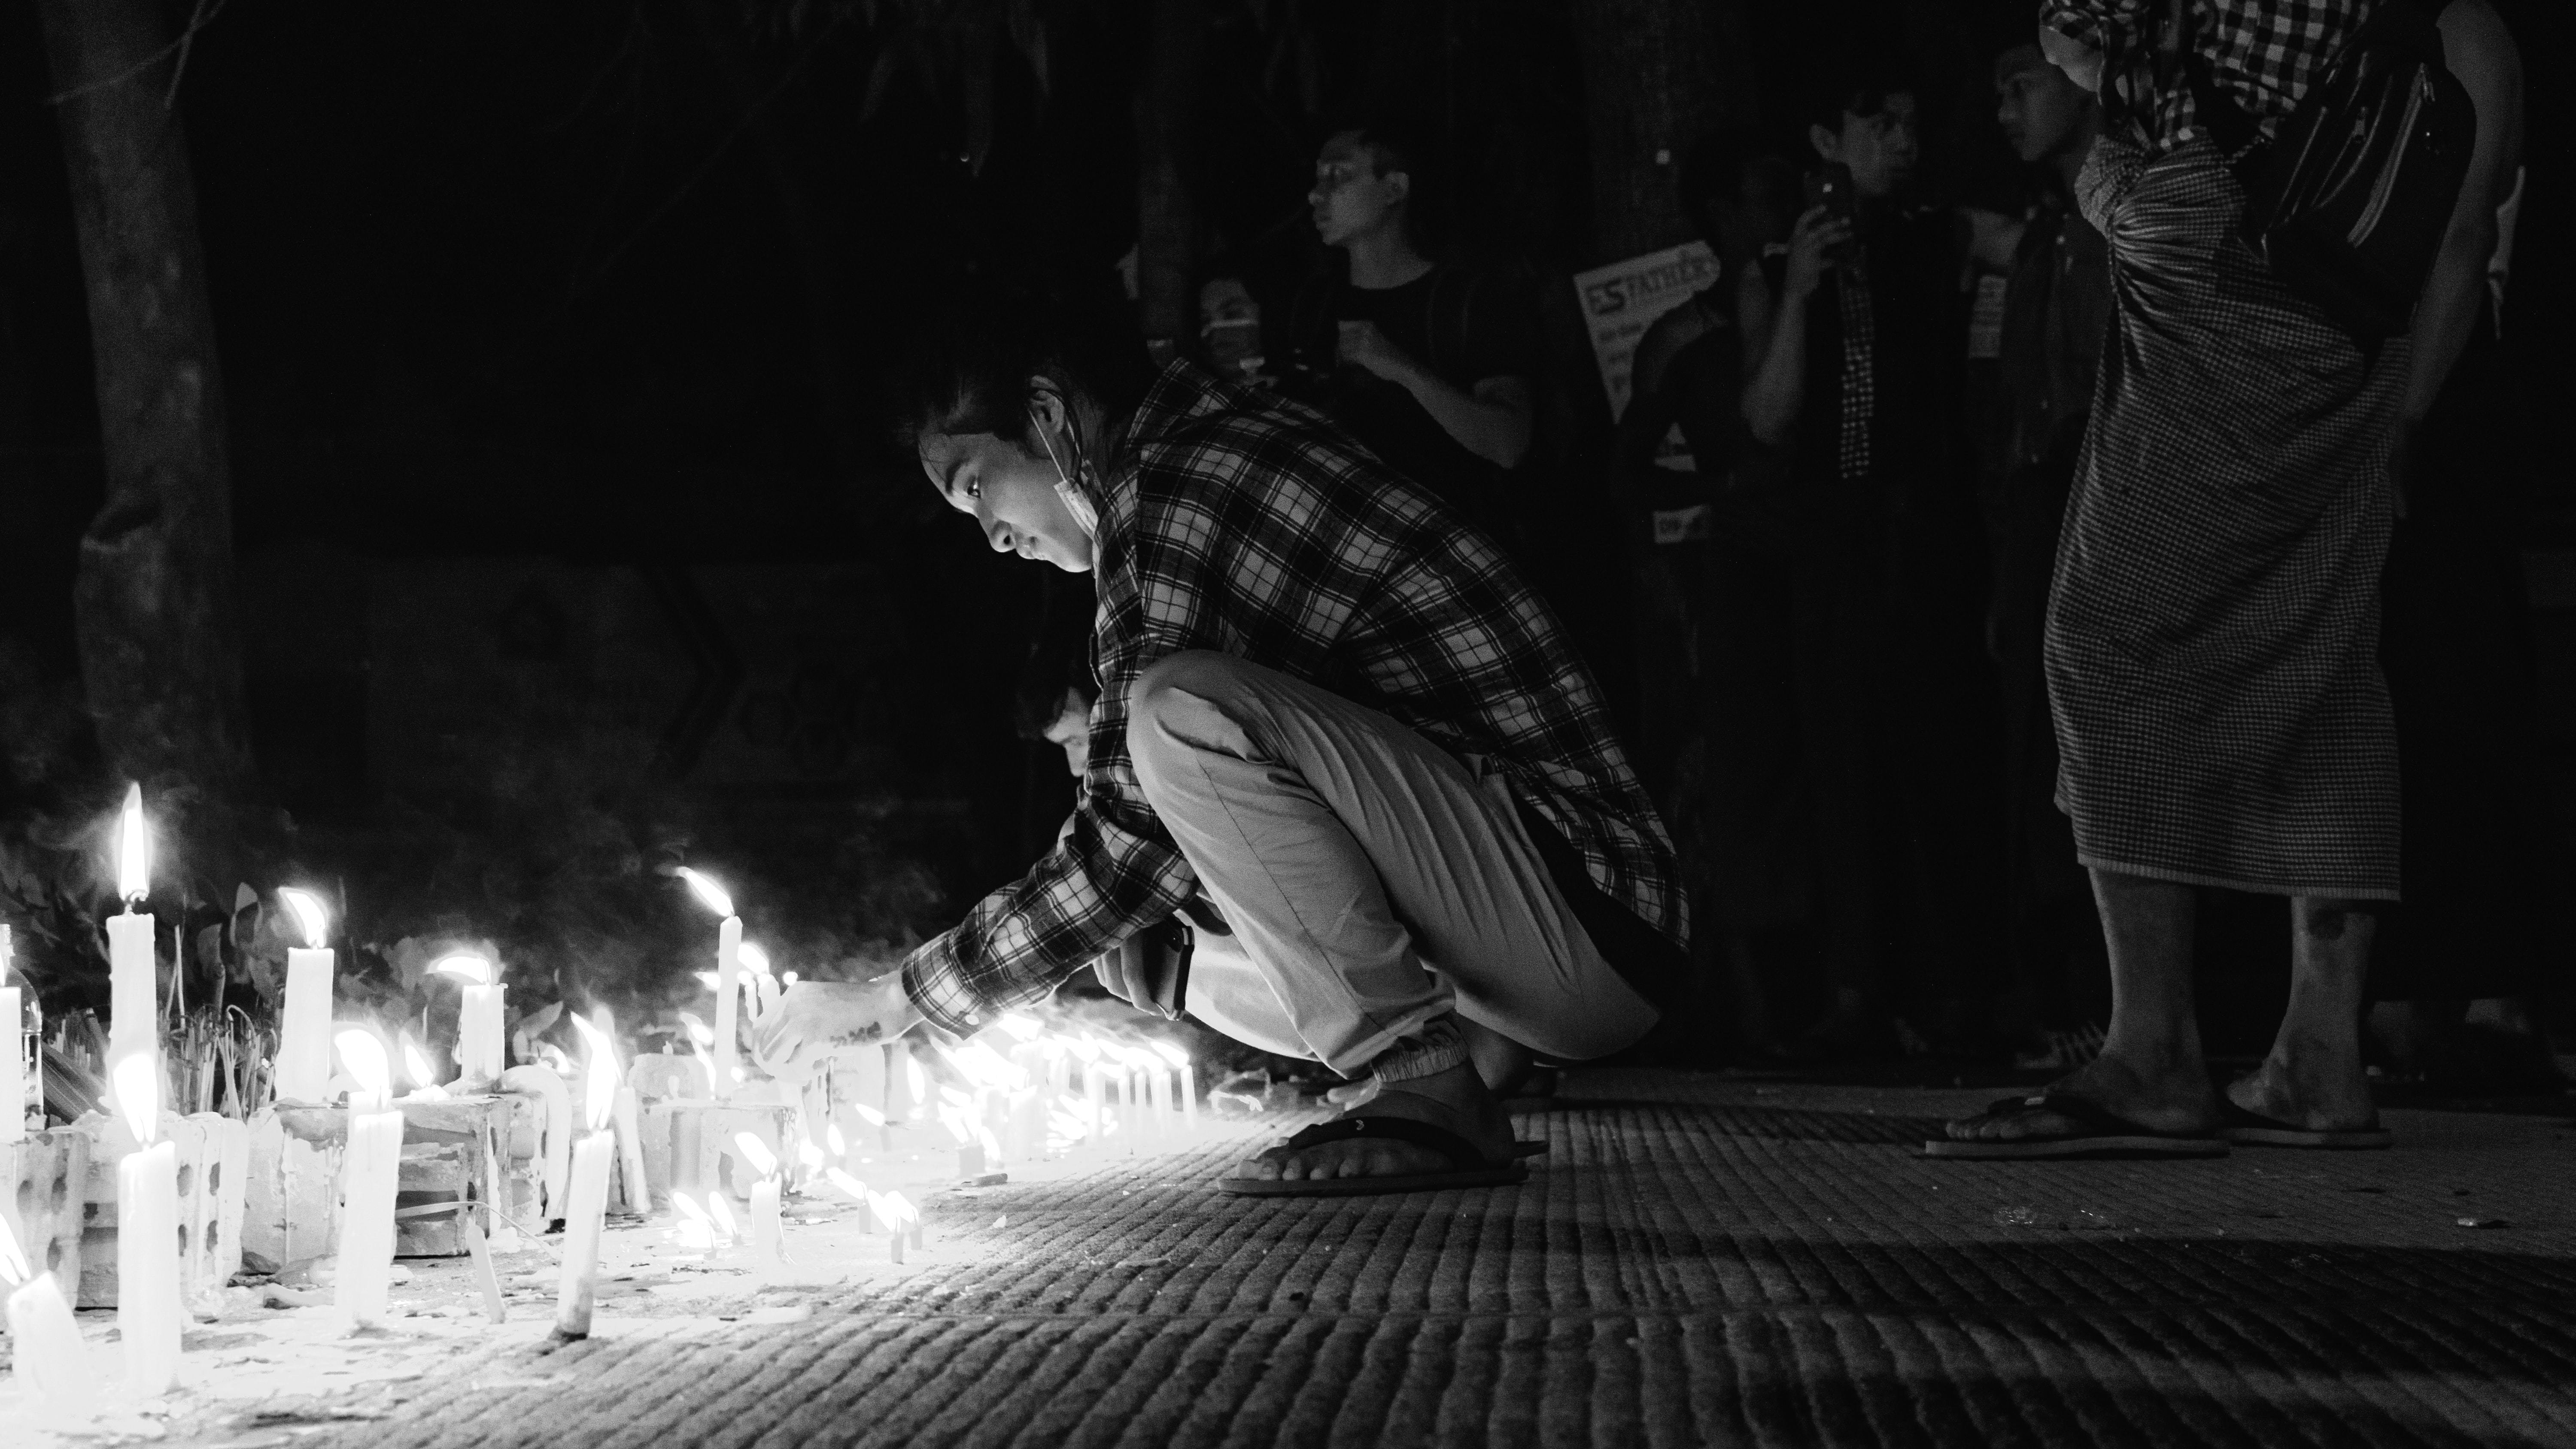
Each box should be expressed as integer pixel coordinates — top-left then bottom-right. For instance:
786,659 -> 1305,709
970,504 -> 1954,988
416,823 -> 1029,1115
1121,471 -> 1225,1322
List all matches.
915,2 -> 2549,1172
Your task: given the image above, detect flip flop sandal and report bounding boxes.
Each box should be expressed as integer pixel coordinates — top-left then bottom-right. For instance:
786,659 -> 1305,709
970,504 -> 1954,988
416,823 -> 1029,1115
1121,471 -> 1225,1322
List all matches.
2218,1098 -> 2394,1150
1221,1116 -> 1531,1197
1919,1092 -> 2229,1160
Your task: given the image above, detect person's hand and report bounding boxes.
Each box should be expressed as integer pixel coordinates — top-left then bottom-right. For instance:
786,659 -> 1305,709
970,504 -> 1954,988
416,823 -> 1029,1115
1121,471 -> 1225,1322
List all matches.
750,975 -> 923,1084
1783,205 -> 1853,304
1335,319 -> 1413,382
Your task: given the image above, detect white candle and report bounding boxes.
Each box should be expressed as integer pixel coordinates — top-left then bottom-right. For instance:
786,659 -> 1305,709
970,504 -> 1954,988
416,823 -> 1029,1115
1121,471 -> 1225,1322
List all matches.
680,869 -> 743,1101
714,915 -> 741,1097
110,1055 -> 180,1397
436,955 -> 505,1084
274,951 -> 334,1103
733,1132 -> 784,1270
554,1018 -> 622,1341
105,911 -> 154,1065
613,1086 -> 649,1214
1182,1064 -> 1198,1133
1,983 -> 21,1145
105,787 -> 155,1080
272,890 -> 336,1103
331,1030 -> 404,1329
552,1130 -> 614,1339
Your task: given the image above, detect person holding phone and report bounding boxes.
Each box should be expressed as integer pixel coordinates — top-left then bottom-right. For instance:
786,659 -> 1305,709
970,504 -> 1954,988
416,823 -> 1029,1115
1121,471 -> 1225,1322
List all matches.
1736,65 -> 2002,1060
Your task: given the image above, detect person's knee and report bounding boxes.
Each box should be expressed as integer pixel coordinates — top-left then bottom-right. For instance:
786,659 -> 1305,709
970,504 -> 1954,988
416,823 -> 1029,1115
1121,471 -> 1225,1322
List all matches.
1126,650 -> 1248,796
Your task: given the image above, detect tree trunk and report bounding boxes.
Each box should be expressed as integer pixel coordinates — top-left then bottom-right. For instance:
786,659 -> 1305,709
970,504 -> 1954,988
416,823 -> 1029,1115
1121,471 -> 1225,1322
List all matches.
1571,0 -> 1756,266
1132,0 -> 1205,361
37,0 -> 253,797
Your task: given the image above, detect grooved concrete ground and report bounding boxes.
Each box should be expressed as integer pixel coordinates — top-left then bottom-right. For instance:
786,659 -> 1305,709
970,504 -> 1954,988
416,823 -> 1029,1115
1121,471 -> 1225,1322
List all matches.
313,1071 -> 2576,1448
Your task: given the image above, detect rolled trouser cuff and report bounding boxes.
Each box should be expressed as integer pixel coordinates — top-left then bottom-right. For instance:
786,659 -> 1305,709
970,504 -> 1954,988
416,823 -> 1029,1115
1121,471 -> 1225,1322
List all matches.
1370,1014 -> 1469,1083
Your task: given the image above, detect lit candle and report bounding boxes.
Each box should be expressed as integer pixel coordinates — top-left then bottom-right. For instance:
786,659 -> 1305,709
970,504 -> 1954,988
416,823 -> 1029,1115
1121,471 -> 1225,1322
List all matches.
110,1053 -> 180,1397
739,942 -> 779,1024
733,1132 -> 784,1270
105,785 -> 155,1086
272,890 -> 335,1104
671,1191 -> 717,1256
677,869 -> 741,1100
1,1215 -> 93,1420
552,1017 -> 620,1341
1152,1040 -> 1196,1134
434,955 -> 504,1084
331,1029 -> 404,1329
706,1191 -> 740,1252
399,1034 -> 449,1102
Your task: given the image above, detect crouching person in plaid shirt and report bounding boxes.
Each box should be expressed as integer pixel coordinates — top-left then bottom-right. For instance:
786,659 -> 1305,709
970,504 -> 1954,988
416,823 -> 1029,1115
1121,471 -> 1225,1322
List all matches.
754,311 -> 1692,1196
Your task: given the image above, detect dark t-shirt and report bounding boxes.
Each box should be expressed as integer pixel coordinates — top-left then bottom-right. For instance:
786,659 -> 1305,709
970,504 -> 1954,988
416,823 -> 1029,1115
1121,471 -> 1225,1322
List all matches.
1284,264 -> 1536,535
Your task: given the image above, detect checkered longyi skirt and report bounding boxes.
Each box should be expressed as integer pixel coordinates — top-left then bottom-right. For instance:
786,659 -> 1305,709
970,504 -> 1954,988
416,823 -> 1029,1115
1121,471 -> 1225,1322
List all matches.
2045,137 -> 2406,900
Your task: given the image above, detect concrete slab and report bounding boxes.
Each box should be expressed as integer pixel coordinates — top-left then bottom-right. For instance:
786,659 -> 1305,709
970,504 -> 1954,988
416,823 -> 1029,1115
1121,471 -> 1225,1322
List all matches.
257,1071 -> 2576,1447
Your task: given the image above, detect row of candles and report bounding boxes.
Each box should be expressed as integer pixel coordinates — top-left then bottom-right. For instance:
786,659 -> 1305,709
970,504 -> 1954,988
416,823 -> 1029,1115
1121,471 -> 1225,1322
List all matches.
3,786 -> 1211,1411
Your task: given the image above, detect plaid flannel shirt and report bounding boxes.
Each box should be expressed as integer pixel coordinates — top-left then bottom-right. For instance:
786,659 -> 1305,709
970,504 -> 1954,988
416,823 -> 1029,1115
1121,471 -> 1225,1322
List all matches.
903,361 -> 1688,1035
2041,0 -> 2373,155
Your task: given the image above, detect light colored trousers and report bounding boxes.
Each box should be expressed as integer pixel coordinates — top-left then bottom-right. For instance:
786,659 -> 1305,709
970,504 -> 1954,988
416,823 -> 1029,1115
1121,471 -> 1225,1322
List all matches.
1127,650 -> 1659,1076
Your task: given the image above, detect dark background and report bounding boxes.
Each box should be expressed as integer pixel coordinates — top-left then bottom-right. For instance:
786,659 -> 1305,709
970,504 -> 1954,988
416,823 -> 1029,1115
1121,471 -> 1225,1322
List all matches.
0,0 -> 2565,1039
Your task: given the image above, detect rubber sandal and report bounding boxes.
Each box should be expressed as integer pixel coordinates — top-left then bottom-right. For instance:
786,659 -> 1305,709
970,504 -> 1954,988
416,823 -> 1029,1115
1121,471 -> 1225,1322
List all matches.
2218,1097 -> 2393,1150
1919,1092 -> 2228,1160
1221,1116 -> 1530,1197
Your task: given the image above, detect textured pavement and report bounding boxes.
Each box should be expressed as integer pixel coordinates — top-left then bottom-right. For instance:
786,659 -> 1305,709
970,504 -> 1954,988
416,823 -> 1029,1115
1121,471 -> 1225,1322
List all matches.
309,1071 -> 2576,1449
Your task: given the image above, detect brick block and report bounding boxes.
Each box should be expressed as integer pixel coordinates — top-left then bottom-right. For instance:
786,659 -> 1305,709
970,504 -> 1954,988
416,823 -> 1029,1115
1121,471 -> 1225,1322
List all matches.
241,1106 -> 343,1275
658,1102 -> 796,1209
181,1113 -> 248,1302
0,1130 -> 88,1290
391,1096 -> 512,1258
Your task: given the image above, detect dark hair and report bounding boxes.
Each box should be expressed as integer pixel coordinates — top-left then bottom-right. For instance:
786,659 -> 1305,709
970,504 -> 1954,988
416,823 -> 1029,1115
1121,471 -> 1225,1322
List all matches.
895,299 -> 1154,455
1803,61 -> 1917,134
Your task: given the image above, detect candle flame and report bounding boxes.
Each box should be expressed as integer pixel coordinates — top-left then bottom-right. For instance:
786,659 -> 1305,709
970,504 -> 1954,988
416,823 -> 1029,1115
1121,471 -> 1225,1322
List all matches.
905,1056 -> 927,1103
336,1028 -> 392,1102
570,1014 -> 620,1133
707,1194 -> 739,1240
738,942 -> 772,976
1150,1040 -> 1189,1067
887,1191 -> 917,1226
734,1132 -> 778,1178
826,1168 -> 867,1201
276,887 -> 329,949
400,1033 -> 437,1088
694,971 -> 720,993
0,1214 -> 29,1286
797,1139 -> 824,1171
676,867 -> 735,919
115,783 -> 149,902
433,954 -> 493,986
672,1191 -> 712,1225
782,970 -> 798,986
854,1103 -> 887,1127
825,1123 -> 848,1157
996,1014 -> 1044,1042
678,1011 -> 714,1047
